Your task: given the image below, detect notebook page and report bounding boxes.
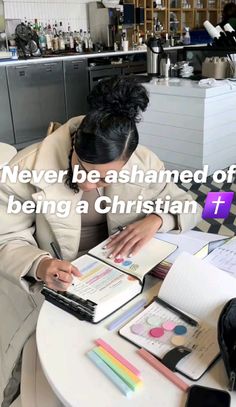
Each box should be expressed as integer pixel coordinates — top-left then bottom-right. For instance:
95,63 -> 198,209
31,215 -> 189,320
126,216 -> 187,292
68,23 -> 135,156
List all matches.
69,255 -> 140,306
204,236 -> 236,276
159,252 -> 236,325
89,237 -> 177,281
119,301 -> 219,380
156,231 -> 227,264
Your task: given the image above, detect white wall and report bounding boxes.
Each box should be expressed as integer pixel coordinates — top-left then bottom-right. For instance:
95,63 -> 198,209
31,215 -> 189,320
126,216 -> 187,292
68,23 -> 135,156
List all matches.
3,0 -> 94,31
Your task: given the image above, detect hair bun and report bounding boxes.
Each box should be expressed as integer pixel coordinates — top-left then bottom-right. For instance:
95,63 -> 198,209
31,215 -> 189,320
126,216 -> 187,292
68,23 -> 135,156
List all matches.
87,77 -> 149,122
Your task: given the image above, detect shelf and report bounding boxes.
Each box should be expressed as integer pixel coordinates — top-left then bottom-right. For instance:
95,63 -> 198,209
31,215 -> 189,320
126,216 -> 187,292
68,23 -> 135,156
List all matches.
195,8 -> 207,10
170,8 -> 181,10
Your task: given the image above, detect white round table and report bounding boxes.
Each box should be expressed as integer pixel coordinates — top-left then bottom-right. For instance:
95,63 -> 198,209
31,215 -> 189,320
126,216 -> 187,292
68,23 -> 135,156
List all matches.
36,276 -> 235,407
0,143 -> 17,168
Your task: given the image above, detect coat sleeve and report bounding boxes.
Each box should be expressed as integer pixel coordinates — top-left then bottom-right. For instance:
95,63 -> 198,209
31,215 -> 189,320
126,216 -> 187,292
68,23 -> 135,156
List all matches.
146,150 -> 202,233
0,171 -> 51,293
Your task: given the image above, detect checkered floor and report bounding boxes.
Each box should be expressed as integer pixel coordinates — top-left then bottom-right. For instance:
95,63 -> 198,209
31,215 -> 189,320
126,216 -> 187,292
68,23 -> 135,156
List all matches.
178,172 -> 236,237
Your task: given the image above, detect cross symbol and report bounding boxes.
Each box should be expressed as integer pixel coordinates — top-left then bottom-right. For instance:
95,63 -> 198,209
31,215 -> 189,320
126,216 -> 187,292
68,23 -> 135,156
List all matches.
212,196 -> 226,215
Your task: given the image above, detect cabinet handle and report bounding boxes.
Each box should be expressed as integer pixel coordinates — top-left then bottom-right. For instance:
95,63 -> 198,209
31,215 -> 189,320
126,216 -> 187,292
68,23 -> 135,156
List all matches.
43,63 -> 58,72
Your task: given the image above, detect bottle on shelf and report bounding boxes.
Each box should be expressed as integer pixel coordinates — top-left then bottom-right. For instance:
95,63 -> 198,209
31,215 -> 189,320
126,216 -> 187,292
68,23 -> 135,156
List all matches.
38,24 -> 47,53
69,28 -> 75,51
183,26 -> 191,44
33,18 -> 40,34
75,31 -> 83,53
45,22 -> 53,51
58,31 -> 65,51
165,32 -> 170,47
84,31 -> 89,51
170,34 -> 175,46
87,30 -> 93,51
52,23 -> 59,52
79,29 -> 85,52
64,25 -> 70,51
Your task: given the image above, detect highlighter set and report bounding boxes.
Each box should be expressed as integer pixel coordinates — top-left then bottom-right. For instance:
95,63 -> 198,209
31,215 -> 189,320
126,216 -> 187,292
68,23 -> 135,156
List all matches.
87,338 -> 142,397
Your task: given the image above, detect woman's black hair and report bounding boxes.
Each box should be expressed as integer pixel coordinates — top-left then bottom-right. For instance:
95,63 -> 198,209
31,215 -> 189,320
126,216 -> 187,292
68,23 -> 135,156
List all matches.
222,2 -> 236,23
75,76 -> 149,164
65,76 -> 149,192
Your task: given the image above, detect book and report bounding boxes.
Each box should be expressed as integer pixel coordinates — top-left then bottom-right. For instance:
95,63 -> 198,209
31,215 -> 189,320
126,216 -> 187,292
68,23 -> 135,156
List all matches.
119,251 -> 236,380
151,231 -> 229,279
203,236 -> 236,276
42,236 -> 177,323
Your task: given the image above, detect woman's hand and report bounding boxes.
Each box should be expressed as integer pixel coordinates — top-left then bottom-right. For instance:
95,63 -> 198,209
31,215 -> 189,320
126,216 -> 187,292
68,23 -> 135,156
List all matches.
106,214 -> 163,259
36,258 -> 81,291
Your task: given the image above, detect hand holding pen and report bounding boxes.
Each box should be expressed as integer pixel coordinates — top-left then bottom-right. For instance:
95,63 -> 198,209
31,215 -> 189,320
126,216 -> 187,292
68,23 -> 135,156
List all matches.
36,242 -> 81,291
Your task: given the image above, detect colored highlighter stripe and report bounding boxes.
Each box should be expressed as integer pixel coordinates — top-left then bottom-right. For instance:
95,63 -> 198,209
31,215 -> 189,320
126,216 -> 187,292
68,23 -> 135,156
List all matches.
87,351 -> 132,398
95,338 -> 141,377
93,347 -> 142,391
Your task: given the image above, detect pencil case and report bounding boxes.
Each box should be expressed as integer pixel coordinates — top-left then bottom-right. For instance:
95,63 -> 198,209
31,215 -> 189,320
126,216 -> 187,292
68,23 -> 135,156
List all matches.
218,298 -> 236,391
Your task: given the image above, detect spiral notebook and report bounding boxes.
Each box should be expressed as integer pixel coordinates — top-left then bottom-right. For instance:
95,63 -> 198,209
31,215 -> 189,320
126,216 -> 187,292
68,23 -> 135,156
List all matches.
119,252 -> 236,380
42,236 -> 177,323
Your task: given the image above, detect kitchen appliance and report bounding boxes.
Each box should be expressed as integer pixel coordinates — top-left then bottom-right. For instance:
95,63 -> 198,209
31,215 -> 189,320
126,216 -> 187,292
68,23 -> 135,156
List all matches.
146,35 -> 164,76
15,23 -> 41,58
88,2 -> 123,49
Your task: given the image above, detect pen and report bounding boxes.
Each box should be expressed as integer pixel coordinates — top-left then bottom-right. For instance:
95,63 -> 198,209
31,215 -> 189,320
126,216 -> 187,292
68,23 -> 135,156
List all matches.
137,348 -> 189,392
50,241 -> 63,260
118,225 -> 126,232
155,297 -> 198,327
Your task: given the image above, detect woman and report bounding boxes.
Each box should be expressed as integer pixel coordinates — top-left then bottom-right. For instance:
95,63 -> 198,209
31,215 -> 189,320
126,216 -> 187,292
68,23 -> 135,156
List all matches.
220,2 -> 236,30
0,77 -> 202,407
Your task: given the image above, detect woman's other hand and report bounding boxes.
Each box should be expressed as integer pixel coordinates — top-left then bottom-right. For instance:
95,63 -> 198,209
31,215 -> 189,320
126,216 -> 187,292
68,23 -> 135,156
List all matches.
36,258 -> 81,291
106,214 -> 163,259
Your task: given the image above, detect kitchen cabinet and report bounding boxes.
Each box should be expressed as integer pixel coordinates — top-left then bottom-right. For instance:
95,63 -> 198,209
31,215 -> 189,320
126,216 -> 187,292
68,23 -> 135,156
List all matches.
64,59 -> 89,118
0,66 -> 14,144
7,61 -> 66,146
89,65 -> 123,90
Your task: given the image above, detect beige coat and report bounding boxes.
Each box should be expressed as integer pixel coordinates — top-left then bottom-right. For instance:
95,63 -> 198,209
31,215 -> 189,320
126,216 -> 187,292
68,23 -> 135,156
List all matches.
0,116 -> 202,402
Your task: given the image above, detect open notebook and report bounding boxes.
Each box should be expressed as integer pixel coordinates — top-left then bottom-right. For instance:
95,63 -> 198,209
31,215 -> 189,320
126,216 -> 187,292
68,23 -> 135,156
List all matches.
42,236 -> 177,323
119,252 -> 236,380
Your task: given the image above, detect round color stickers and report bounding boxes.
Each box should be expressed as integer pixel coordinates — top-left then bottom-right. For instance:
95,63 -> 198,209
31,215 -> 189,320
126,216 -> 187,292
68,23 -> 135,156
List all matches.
130,316 -> 188,347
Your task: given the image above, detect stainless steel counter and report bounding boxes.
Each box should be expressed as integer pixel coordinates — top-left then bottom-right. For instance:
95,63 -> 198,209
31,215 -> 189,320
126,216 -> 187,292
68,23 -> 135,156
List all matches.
0,48 -> 147,66
0,44 -> 207,67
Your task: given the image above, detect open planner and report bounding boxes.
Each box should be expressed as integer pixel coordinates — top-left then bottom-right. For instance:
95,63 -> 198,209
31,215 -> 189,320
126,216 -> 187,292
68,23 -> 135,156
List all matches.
203,236 -> 236,276
42,236 -> 177,323
119,252 -> 236,380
